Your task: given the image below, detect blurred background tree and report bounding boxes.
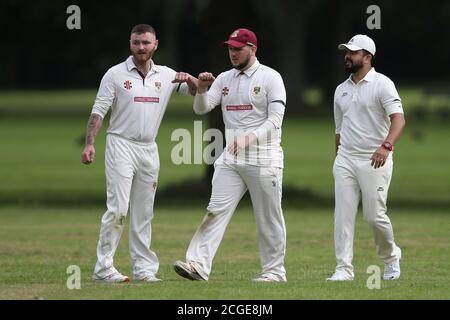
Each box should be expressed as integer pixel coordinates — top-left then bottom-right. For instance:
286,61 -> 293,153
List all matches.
0,0 -> 449,206
2,0 -> 449,94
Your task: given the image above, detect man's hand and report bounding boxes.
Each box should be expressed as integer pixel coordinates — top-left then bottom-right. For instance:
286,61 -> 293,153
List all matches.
197,72 -> 215,94
172,72 -> 198,95
172,72 -> 192,84
227,133 -> 257,156
82,144 -> 96,165
370,146 -> 389,168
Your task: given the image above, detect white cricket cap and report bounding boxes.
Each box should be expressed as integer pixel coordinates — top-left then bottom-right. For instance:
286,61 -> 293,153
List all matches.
338,34 -> 376,56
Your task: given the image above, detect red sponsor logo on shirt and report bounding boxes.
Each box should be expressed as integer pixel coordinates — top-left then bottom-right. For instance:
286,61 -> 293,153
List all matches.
124,80 -> 133,90
134,97 -> 160,103
226,104 -> 253,111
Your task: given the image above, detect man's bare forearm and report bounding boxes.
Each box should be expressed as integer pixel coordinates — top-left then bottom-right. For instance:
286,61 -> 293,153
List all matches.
85,114 -> 103,145
335,134 -> 341,155
385,113 -> 405,144
187,77 -> 199,96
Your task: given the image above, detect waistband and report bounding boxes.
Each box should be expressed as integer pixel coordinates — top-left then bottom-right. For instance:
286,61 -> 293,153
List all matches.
107,133 -> 156,147
337,148 -> 393,161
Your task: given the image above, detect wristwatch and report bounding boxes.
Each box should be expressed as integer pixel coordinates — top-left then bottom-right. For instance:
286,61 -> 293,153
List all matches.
382,141 -> 393,151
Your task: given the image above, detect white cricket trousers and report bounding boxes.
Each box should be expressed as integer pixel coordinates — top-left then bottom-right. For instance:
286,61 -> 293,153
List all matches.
94,134 -> 160,279
333,153 -> 401,277
185,158 -> 287,281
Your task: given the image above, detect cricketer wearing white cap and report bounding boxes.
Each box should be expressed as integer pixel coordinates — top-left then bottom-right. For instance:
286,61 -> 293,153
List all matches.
327,34 -> 405,281
81,24 -> 198,283
173,28 -> 287,282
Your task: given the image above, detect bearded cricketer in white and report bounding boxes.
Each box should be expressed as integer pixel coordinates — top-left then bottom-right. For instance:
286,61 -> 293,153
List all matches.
328,34 -> 405,281
174,28 -> 288,282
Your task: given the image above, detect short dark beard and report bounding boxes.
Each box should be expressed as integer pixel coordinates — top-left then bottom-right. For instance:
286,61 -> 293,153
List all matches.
133,52 -> 152,63
234,55 -> 251,71
345,59 -> 363,74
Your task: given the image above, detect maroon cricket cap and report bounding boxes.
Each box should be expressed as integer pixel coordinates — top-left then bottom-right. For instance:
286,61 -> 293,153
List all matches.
223,28 -> 258,48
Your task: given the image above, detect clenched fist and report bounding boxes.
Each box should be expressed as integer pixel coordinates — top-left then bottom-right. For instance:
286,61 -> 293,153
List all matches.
82,144 -> 96,165
197,72 -> 215,93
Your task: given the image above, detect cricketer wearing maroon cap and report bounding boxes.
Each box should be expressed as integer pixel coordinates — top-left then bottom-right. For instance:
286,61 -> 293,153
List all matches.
223,28 -> 258,48
174,27 -> 288,283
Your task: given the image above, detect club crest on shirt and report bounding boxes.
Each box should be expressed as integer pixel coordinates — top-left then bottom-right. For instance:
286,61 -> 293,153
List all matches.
252,86 -> 261,96
123,80 -> 132,90
155,81 -> 162,93
342,92 -> 348,97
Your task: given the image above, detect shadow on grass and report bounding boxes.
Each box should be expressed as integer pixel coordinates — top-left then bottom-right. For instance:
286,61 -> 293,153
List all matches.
1,178 -> 449,211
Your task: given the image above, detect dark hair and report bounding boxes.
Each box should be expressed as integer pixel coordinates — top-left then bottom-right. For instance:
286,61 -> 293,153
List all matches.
131,24 -> 156,36
362,49 -> 375,65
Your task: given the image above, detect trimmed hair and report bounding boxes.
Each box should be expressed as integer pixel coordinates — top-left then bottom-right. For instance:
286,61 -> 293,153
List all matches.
362,49 -> 375,65
131,24 -> 156,36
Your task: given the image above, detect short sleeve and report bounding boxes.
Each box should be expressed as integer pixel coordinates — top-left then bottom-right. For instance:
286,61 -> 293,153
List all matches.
334,88 -> 342,134
378,77 -> 403,116
176,82 -> 190,95
91,69 -> 116,118
266,71 -> 286,106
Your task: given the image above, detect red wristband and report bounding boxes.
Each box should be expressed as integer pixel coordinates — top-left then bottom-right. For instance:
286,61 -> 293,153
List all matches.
382,141 -> 393,151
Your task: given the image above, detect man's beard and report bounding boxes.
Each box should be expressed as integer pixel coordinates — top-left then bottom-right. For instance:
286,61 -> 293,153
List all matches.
233,55 -> 251,70
132,51 -> 152,63
345,59 -> 363,73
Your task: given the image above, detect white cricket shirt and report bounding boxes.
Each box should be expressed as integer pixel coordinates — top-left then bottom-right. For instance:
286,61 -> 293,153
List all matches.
194,60 -> 286,168
334,68 -> 404,159
91,56 -> 190,143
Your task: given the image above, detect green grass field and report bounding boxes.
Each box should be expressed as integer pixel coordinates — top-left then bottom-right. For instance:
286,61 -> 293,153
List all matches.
1,114 -> 449,206
0,206 -> 449,300
0,90 -> 449,300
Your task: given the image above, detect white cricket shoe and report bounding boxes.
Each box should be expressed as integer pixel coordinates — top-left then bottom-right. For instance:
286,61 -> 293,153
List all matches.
92,272 -> 130,283
326,271 -> 354,281
384,249 -> 401,280
173,260 -> 206,281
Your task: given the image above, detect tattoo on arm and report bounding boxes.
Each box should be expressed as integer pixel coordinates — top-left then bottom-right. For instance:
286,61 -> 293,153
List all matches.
189,87 -> 196,96
187,78 -> 199,96
188,84 -> 198,96
85,114 -> 103,145
335,134 -> 341,156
